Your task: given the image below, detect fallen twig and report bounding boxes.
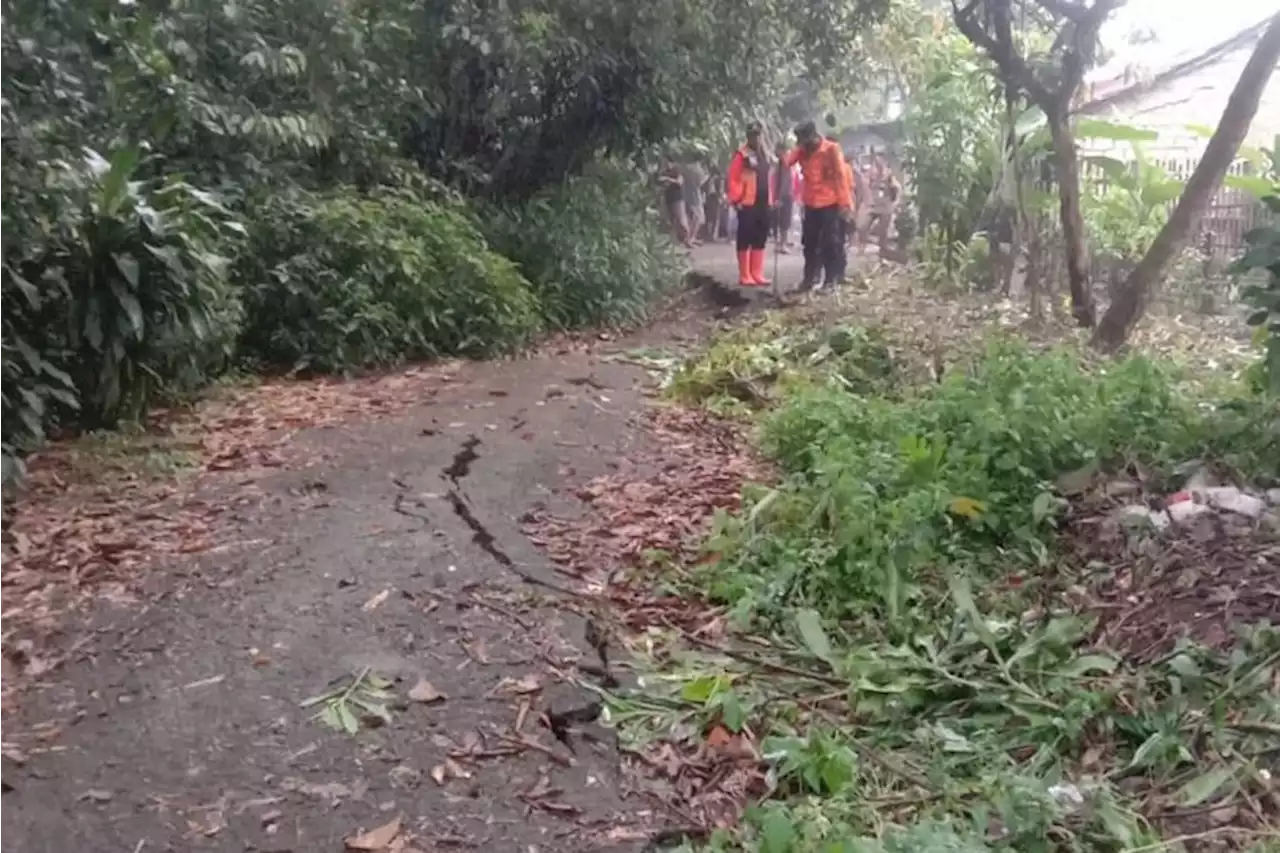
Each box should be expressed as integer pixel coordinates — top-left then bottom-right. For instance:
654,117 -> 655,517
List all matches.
497,733 -> 573,767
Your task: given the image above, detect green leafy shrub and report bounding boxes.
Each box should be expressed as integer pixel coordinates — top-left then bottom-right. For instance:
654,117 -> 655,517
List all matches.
705,342 -> 1213,623
482,164 -> 682,330
2,147 -> 243,477
1232,187 -> 1280,394
236,187 -> 539,372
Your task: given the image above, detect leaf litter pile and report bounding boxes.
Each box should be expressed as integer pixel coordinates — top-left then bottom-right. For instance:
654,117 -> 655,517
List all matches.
1,362 -> 463,709
521,304 -> 1280,853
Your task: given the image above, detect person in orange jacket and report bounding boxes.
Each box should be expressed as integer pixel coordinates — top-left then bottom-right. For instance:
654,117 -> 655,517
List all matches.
726,120 -> 775,287
785,122 -> 853,290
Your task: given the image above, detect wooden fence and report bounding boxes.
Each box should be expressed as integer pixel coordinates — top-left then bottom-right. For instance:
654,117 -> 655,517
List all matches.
1080,155 -> 1269,258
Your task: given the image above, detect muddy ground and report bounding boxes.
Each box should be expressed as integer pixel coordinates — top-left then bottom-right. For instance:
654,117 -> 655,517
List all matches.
0,246 -> 794,853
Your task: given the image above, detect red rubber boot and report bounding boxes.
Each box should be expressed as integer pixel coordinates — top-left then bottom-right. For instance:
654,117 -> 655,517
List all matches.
737,250 -> 754,286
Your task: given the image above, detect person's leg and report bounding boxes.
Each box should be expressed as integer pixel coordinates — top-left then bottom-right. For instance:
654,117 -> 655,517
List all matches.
818,208 -> 842,286
669,201 -> 689,244
829,215 -> 848,285
875,208 -> 892,251
800,207 -> 822,289
747,207 -> 771,286
734,208 -> 753,285
740,208 -> 768,285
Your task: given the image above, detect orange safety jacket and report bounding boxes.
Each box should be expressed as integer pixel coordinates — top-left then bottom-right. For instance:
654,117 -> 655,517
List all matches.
786,139 -> 853,210
726,145 -> 775,208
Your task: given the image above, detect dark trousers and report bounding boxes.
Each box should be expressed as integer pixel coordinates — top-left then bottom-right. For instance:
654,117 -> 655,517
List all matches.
704,197 -> 722,239
802,205 -> 845,286
736,205 -> 769,251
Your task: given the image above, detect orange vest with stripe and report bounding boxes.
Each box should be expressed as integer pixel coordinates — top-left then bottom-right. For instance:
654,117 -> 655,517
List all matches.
786,139 -> 853,210
726,145 -> 775,208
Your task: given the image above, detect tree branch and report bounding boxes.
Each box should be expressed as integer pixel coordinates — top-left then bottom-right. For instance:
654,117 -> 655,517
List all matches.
1033,0 -> 1089,23
1058,0 -> 1122,91
952,0 -> 1052,105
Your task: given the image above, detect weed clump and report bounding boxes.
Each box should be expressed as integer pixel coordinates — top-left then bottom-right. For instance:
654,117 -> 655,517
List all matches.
707,341 -> 1206,624
670,315 -> 897,417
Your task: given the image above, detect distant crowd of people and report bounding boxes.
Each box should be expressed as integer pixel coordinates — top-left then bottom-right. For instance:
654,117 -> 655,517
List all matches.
658,121 -> 901,290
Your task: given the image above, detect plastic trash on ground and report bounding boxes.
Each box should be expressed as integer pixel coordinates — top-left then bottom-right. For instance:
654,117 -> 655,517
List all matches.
1165,487 -> 1266,522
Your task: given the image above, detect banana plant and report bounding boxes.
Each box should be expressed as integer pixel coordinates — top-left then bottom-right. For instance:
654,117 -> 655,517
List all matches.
1082,142 -> 1185,266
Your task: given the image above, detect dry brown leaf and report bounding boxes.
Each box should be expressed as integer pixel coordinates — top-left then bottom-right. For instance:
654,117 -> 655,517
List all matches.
705,725 -> 733,749
408,678 -> 445,704
1,744 -> 28,765
345,816 -> 402,851
499,674 -> 542,695
429,764 -> 447,786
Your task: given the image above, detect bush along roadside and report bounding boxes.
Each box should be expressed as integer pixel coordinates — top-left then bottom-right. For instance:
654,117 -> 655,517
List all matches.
1,147 -> 245,481
3,165 -> 684,483
596,329 -> 1280,853
236,185 -> 540,374
482,162 -> 684,331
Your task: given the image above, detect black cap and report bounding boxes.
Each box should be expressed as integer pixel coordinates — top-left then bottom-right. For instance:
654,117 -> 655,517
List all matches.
795,120 -> 818,138
746,120 -> 763,134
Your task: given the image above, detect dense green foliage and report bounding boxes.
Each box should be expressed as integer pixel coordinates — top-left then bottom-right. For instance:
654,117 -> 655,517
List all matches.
1232,147 -> 1280,394
902,33 -> 1000,254
482,165 -> 683,330
2,0 -> 890,478
705,342 -> 1238,624
237,187 -> 538,372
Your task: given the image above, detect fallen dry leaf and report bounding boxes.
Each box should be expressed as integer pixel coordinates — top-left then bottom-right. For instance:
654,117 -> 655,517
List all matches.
345,815 -> 402,851
1,744 -> 28,765
430,764 -> 447,786
408,678 -> 445,704
361,589 -> 392,612
705,725 -> 733,749
498,674 -> 542,695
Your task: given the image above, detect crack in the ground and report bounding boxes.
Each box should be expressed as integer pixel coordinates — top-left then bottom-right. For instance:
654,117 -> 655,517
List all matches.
439,437 -> 581,598
442,434 -> 482,487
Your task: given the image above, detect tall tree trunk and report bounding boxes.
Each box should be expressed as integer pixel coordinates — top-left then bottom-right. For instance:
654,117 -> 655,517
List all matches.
1048,109 -> 1096,328
1093,13 -> 1280,351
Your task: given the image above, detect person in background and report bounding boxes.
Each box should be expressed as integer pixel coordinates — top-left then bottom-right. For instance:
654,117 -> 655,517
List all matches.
772,142 -> 797,254
682,159 -> 706,246
726,120 -> 774,287
866,154 -> 901,254
833,149 -> 857,283
703,166 -> 725,242
658,158 -> 691,246
785,122 -> 853,290
854,156 -> 872,252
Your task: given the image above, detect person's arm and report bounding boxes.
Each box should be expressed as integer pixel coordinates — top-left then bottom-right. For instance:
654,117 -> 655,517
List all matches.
833,148 -> 853,211
725,152 -> 745,207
